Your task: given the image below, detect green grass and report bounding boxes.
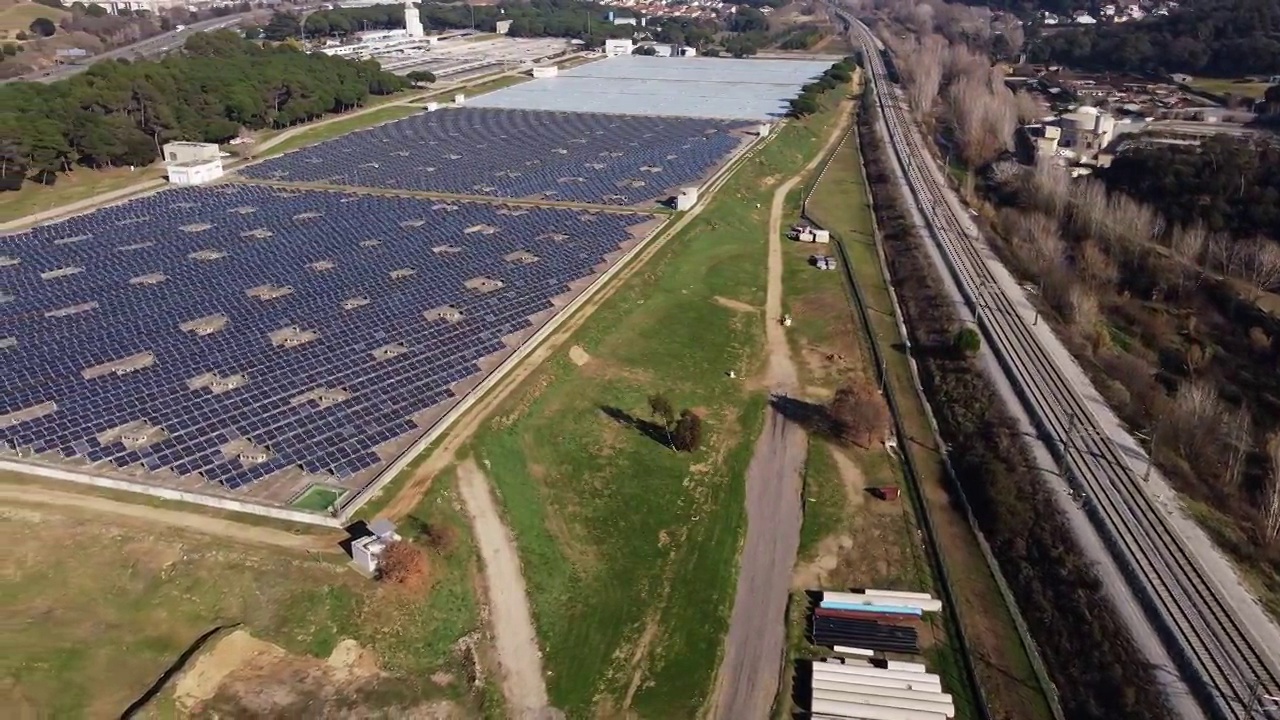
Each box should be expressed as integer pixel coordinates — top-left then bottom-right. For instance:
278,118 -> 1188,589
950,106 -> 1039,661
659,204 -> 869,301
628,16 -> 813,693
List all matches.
461,99 -> 847,717
797,441 -> 844,559
1,471 -> 484,717
291,485 -> 345,512
1187,77 -> 1275,100
0,166 -> 165,226
255,104 -> 423,159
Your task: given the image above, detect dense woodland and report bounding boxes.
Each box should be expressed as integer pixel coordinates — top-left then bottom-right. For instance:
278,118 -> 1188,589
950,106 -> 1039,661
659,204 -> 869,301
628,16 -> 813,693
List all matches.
1101,135 -> 1280,240
1027,0 -> 1280,74
0,31 -> 403,189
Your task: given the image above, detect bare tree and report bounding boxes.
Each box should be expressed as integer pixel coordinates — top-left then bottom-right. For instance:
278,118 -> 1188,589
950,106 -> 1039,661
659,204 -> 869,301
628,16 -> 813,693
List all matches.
1240,236 -> 1280,299
947,66 -> 1017,168
891,33 -> 945,119
379,541 -> 430,588
1001,207 -> 1066,275
1169,221 -> 1208,264
827,377 -> 891,447
1165,380 -> 1229,475
1222,407 -> 1251,491
1266,434 -> 1280,545
1207,233 -> 1248,277
1028,157 -> 1070,219
1076,239 -> 1118,291
648,393 -> 676,449
1013,91 -> 1042,123
1068,178 -> 1109,240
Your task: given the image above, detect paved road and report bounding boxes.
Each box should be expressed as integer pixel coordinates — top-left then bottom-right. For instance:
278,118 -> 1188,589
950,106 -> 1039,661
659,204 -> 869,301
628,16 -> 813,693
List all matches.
839,9 -> 1280,720
5,13 -> 249,85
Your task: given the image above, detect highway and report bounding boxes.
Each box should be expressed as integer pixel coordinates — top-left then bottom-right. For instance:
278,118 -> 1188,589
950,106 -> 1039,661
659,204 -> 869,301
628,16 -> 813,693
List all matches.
837,9 -> 1280,720
4,13 -> 248,85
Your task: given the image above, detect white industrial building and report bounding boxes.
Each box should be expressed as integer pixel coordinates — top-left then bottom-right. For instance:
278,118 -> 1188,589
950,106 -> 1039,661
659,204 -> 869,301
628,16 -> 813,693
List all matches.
403,0 -> 424,38
495,19 -> 513,34
532,65 -> 559,78
1028,105 -> 1119,163
162,141 -> 224,186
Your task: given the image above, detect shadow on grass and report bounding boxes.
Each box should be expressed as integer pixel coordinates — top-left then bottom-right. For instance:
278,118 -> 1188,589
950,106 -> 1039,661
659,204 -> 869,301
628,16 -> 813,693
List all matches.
770,394 -> 835,438
599,406 -> 673,450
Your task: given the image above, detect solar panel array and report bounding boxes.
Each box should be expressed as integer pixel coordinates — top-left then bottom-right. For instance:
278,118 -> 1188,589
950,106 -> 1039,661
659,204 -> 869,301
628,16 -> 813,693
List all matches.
240,107 -> 747,205
1,184 -> 654,492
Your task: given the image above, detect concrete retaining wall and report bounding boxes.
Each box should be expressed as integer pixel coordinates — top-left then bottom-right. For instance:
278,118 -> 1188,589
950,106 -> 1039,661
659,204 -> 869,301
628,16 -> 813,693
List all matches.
0,459 -> 342,527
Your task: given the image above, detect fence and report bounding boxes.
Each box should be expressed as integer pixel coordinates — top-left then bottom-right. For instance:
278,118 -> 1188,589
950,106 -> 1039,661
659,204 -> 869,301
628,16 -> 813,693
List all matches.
802,83 -> 1065,720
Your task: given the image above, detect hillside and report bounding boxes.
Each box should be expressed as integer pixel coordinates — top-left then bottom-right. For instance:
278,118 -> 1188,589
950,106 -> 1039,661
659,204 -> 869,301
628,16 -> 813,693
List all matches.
1028,0 -> 1280,75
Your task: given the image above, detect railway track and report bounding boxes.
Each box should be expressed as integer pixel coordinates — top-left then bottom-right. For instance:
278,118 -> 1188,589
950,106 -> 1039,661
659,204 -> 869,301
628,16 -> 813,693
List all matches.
838,11 -> 1280,720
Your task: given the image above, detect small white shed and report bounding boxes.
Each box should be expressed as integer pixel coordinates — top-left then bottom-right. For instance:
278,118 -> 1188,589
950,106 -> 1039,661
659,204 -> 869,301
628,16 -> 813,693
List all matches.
352,518 -> 401,575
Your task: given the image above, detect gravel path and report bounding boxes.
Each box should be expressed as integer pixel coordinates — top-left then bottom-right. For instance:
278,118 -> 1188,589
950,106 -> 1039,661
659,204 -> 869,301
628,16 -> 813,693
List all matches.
707,106 -> 850,720
456,458 -> 552,719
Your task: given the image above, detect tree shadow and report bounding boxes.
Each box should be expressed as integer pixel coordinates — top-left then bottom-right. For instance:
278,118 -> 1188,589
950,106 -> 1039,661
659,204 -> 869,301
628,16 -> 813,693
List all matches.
599,406 -> 672,449
770,394 -> 835,438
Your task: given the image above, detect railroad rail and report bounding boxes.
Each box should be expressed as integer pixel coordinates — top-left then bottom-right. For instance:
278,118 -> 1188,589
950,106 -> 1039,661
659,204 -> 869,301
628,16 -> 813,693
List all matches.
837,9 -> 1280,720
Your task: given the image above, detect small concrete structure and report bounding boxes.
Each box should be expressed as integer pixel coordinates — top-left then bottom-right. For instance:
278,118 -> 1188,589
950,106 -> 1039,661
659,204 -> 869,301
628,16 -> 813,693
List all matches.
757,123 -> 771,137
812,228 -> 831,244
604,38 -> 633,57
495,19 -> 513,35
675,186 -> 699,211
532,65 -> 559,79
163,141 -> 223,186
352,518 -> 401,575
454,93 -> 466,106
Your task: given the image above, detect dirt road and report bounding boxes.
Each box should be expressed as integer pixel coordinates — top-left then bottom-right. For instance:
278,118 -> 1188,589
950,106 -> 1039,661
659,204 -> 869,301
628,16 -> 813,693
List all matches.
707,106 -> 852,720
456,459 -> 551,718
0,484 -> 331,552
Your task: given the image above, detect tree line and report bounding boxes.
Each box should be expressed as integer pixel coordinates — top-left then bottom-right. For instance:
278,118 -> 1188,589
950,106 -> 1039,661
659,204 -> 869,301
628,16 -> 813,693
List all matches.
1100,135 -> 1280,241
256,1 -> 775,56
788,58 -> 857,117
0,30 -> 404,189
1027,0 -> 1280,75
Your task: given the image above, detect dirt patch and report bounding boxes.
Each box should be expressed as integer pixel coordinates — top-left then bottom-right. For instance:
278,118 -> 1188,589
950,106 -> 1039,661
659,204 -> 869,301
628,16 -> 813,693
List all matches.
713,296 -> 758,313
175,631 -> 441,717
326,638 -> 381,681
175,630 -> 287,710
793,533 -> 854,589
827,446 -> 866,509
568,344 -> 591,366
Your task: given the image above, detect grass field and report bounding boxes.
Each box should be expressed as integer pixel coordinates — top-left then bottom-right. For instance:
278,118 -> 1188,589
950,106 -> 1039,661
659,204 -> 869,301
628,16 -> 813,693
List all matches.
806,125 -> 1057,720
0,1 -> 67,36
451,96 -> 847,718
0,166 -> 165,225
1,473 -> 489,717
1187,76 -> 1275,100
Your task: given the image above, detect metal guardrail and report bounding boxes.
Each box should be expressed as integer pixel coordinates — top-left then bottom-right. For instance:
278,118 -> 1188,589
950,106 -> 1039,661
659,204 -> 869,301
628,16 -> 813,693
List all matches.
801,79 -> 1066,720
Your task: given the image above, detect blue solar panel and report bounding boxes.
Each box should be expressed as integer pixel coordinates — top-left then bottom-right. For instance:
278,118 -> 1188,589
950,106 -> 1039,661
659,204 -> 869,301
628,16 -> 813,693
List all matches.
240,107 -> 747,206
2,184 -> 658,492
